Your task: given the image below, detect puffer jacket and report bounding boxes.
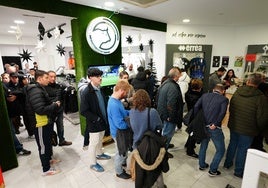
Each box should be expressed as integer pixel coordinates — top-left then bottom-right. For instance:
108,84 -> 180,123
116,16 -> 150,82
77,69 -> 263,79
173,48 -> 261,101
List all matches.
228,85 -> 268,136
27,83 -> 59,122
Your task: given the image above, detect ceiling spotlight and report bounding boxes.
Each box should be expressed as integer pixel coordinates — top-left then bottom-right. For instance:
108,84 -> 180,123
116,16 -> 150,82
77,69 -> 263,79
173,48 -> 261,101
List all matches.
14,20 -> 25,24
39,35 -> 43,41
183,19 -> 190,23
47,32 -> 52,38
59,27 -> 64,35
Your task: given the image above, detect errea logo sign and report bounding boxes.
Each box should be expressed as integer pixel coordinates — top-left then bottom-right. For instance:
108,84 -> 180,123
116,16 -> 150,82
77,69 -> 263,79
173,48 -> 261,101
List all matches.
178,45 -> 202,52
86,17 -> 120,55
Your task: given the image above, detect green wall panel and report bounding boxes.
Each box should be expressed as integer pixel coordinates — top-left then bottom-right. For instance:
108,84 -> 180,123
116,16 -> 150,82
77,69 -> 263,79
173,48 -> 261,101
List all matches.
0,82 -> 18,171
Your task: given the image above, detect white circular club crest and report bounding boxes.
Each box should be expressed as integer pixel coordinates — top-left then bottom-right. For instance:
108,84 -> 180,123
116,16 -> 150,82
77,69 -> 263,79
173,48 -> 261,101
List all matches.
86,17 -> 120,55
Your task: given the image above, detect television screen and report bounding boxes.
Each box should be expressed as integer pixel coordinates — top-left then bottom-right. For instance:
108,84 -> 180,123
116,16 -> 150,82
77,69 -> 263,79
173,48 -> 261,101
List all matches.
89,64 -> 123,86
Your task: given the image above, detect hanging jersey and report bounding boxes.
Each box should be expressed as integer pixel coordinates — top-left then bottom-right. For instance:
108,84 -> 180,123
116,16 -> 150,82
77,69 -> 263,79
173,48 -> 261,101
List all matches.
189,57 -> 206,79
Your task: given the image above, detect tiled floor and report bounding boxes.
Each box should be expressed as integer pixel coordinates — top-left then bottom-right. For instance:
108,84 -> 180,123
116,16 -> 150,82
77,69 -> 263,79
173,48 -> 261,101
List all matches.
3,114 -> 268,188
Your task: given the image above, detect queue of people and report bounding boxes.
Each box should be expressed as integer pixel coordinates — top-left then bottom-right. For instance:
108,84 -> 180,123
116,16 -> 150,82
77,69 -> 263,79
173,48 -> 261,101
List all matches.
2,63 -> 72,176
2,62 -> 268,188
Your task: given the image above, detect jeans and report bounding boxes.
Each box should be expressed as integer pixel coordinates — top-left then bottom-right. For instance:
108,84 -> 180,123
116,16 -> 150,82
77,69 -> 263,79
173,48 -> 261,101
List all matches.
162,121 -> 176,149
55,111 -> 65,143
224,131 -> 253,176
113,139 -> 127,175
199,127 -> 225,172
10,120 -> 23,153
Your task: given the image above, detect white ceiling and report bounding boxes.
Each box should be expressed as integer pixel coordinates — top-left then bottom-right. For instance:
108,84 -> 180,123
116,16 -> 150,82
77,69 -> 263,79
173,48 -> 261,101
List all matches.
0,0 -> 268,39
0,6 -> 73,39
63,0 -> 268,26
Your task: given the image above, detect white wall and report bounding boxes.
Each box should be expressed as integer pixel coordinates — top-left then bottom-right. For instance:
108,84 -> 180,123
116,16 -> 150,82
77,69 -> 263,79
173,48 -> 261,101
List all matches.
121,26 -> 166,81
166,24 -> 268,78
0,34 -> 73,74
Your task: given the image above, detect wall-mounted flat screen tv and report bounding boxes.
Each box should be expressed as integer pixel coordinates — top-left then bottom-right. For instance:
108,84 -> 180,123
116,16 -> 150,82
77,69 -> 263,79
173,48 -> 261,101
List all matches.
89,64 -> 123,86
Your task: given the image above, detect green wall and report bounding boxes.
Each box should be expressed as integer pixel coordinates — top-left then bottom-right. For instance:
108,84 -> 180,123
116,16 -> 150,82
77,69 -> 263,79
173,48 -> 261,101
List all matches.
0,0 -> 167,169
0,82 -> 18,171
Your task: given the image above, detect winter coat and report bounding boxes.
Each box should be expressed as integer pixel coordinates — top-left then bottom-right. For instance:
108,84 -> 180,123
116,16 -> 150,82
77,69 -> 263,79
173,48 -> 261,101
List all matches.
208,72 -> 223,92
45,82 -> 65,113
133,131 -> 169,188
80,83 -> 108,133
157,78 -> 183,124
228,85 -> 268,137
4,81 -> 24,117
194,91 -> 228,127
131,72 -> 150,93
177,72 -> 191,103
27,83 -> 59,123
185,89 -> 203,110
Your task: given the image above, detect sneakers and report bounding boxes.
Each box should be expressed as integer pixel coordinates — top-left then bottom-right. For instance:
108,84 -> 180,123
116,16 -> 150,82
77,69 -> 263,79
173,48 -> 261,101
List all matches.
96,153 -> 111,160
83,145 -> 88,151
59,140 -> 72,146
199,163 -> 209,170
90,163 -> 104,172
168,144 -> 175,149
208,170 -> 221,177
43,168 -> 60,176
17,149 -> 31,156
116,170 -> 131,179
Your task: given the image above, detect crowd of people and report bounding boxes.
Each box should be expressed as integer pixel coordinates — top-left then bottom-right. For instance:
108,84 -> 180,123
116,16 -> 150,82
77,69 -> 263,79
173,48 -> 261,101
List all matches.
2,62 -> 72,176
2,62 -> 268,187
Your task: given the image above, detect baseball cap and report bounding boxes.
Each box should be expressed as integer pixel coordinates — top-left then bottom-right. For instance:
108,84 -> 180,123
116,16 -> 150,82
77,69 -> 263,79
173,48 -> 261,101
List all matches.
87,68 -> 103,77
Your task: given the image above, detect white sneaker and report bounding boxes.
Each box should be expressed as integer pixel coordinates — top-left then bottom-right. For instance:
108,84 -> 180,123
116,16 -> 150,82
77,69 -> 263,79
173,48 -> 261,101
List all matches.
43,168 -> 60,176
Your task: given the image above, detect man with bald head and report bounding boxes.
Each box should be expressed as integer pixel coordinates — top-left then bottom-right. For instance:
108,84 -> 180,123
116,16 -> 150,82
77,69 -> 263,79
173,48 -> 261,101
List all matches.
157,67 -> 183,158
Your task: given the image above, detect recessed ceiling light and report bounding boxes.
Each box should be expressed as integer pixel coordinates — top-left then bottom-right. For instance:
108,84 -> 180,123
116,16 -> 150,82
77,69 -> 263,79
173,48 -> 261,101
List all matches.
8,30 -> 15,33
182,19 -> 190,23
10,26 -> 17,29
14,20 -> 25,24
104,1 -> 115,7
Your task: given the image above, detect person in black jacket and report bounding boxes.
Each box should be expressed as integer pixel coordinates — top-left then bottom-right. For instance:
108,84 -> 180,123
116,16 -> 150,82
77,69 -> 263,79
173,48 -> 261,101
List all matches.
45,71 -> 72,146
131,66 -> 150,94
184,78 -> 203,158
80,68 -> 111,173
27,70 -> 61,176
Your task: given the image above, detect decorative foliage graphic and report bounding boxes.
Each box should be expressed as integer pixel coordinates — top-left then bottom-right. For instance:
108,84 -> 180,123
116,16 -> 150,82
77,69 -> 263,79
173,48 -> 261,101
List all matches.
56,43 -> 66,56
18,49 -> 33,62
38,22 -> 45,37
149,39 -> 154,46
139,43 -> 144,52
126,35 -> 133,44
